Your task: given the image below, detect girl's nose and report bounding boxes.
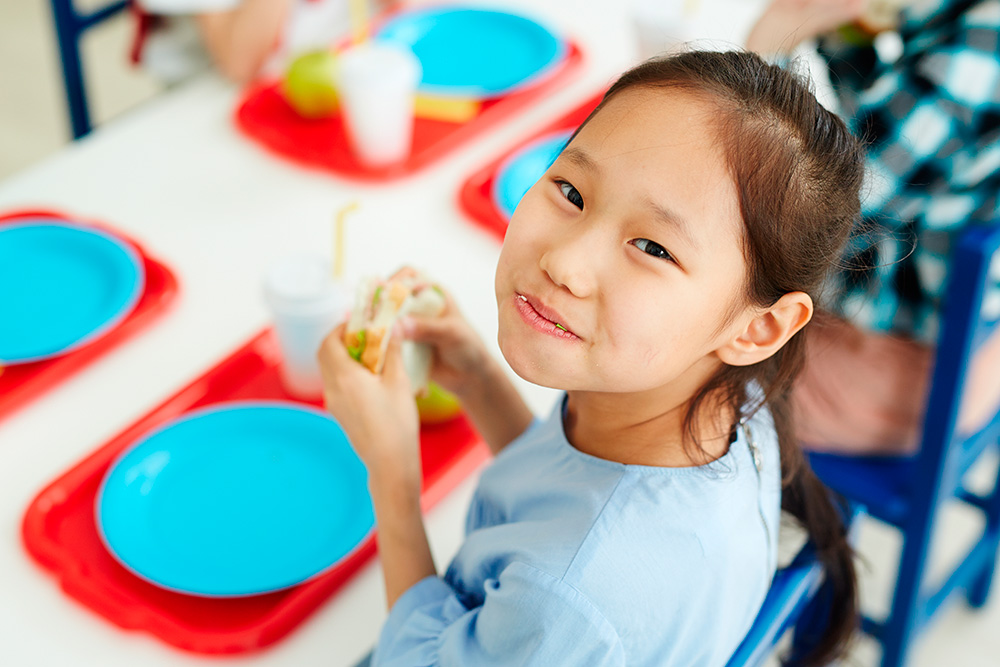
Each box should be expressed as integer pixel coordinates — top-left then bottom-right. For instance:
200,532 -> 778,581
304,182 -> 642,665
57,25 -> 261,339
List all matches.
538,225 -> 603,298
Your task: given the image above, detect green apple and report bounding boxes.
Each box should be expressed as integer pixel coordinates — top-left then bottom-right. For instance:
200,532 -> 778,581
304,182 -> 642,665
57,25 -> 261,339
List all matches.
283,50 -> 340,119
416,381 -> 463,424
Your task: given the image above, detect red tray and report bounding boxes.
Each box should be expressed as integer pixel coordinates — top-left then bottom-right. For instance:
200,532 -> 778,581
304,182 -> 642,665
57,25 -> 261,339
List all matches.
22,329 -> 489,654
458,92 -> 603,243
234,43 -> 584,182
0,209 -> 178,422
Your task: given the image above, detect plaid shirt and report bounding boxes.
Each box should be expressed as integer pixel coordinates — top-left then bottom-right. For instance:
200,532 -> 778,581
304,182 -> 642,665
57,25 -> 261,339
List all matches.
818,0 -> 1000,343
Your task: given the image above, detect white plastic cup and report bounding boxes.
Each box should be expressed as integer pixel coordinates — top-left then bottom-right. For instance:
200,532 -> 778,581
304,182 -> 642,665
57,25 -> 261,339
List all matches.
336,42 -> 422,168
263,256 -> 348,399
631,1 -> 697,61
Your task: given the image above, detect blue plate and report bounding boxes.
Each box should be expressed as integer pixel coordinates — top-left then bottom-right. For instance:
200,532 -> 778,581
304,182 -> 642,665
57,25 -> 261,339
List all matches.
0,220 -> 144,365
492,130 -> 573,219
96,402 -> 375,598
375,7 -> 567,98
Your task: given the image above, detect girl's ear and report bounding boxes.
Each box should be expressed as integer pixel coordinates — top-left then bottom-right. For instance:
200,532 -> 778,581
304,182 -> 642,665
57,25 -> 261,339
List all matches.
716,292 -> 813,367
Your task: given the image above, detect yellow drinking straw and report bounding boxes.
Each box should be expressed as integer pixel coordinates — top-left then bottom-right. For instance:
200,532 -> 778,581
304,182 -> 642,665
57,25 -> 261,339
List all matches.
349,0 -> 368,45
334,201 -> 359,280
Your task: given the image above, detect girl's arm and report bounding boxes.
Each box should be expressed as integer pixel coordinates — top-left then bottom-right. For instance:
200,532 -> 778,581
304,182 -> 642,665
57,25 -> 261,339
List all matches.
450,356 -> 534,457
745,0 -> 866,55
317,324 -> 623,662
373,561 -> 625,665
368,466 -> 436,608
195,0 -> 293,82
318,325 -> 437,607
399,293 -> 534,456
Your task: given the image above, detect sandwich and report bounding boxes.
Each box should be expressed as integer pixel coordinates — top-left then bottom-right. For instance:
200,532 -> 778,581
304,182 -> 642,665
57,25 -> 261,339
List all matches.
344,272 -> 446,392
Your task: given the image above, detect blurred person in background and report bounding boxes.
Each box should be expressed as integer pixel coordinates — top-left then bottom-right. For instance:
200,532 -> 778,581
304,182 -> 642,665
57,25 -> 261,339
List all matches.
133,0 -> 397,83
746,0 -> 1000,455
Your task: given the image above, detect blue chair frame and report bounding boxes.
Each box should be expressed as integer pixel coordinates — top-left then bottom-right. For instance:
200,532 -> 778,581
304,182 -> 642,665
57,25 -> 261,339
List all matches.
726,503 -> 863,667
809,221 -> 1000,666
48,0 -> 132,139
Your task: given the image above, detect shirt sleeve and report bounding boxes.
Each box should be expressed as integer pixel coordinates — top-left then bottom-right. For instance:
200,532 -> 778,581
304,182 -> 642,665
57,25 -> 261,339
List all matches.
818,22 -> 998,216
813,11 -> 1000,338
372,562 -> 626,667
816,32 -> 881,103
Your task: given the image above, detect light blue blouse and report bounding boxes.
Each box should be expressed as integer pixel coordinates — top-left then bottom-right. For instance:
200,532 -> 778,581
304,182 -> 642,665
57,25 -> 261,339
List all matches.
373,394 -> 782,666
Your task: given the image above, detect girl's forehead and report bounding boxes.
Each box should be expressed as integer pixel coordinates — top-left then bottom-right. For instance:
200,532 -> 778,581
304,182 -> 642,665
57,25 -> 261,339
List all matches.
576,87 -> 723,154
568,88 -> 741,244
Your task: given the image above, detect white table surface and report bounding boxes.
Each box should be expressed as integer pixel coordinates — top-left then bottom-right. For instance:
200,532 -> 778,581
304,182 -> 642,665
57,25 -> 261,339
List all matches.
0,1 -> 765,664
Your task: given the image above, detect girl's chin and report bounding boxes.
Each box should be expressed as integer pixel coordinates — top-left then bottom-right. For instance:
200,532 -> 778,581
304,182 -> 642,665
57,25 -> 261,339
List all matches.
509,365 -> 564,390
498,335 -> 572,389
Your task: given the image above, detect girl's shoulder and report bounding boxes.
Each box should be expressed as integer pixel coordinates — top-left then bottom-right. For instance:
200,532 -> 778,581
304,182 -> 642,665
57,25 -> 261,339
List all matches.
559,399 -> 782,588
549,405 -> 780,666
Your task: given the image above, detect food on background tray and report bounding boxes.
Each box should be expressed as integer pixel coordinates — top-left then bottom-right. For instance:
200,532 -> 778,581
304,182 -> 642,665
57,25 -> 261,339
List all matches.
283,50 -> 340,118
282,48 -> 480,124
413,94 -> 481,123
415,380 -> 463,424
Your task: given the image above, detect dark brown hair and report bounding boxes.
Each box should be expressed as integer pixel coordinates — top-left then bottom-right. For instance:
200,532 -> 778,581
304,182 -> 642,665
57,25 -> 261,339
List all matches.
576,51 -> 864,665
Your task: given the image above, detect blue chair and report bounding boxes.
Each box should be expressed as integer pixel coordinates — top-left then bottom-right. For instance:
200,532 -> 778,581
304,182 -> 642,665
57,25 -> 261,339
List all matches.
809,222 -> 1000,667
48,0 -> 132,139
726,503 -> 864,667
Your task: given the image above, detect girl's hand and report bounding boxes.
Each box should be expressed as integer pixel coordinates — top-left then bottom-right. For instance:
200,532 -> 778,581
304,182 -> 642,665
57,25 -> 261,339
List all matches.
319,315 -> 438,611
317,322 -> 421,488
746,0 -> 868,54
382,268 -> 533,456
395,281 -> 493,400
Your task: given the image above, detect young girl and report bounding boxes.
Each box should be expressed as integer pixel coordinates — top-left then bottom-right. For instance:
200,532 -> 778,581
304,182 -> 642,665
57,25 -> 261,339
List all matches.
318,50 -> 864,666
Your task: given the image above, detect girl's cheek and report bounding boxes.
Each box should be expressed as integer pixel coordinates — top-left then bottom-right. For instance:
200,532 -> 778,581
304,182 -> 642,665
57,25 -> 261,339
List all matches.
498,237 -> 528,279
507,229 -> 547,275
596,303 -> 633,354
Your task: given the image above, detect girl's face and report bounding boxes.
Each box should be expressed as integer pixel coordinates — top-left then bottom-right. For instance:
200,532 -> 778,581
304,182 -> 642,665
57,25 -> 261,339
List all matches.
495,88 -> 751,396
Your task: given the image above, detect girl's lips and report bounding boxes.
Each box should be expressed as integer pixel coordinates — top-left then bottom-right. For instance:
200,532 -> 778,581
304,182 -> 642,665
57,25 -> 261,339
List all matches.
514,294 -> 580,340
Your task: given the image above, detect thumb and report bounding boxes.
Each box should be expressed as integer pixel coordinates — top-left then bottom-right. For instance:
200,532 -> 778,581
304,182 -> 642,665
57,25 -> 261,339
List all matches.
381,330 -> 411,388
318,322 -> 352,368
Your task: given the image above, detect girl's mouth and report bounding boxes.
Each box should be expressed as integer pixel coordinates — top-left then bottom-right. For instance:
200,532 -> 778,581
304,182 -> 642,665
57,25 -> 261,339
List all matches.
514,294 -> 580,340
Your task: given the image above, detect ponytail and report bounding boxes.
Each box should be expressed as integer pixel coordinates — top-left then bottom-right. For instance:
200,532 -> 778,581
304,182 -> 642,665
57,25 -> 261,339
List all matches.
774,382 -> 858,665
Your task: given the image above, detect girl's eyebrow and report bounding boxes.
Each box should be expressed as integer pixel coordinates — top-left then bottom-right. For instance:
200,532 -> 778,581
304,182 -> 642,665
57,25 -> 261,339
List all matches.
563,145 -> 699,251
561,146 -> 597,172
646,199 -> 700,251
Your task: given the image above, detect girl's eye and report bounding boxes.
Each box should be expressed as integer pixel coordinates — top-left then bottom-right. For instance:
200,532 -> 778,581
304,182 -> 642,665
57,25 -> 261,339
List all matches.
558,181 -> 584,210
631,238 -> 674,262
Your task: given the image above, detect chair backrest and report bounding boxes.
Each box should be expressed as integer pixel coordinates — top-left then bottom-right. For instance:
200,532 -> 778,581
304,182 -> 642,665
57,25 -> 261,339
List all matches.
725,502 -> 863,667
912,222 -> 1000,526
724,543 -> 825,667
48,0 -> 131,139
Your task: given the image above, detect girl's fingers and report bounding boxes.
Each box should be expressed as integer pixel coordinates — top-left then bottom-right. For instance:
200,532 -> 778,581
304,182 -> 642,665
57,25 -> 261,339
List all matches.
380,333 -> 408,386
318,322 -> 355,372
389,265 -> 419,282
437,288 -> 459,313
400,312 -> 460,345
398,315 -> 430,342
320,320 -> 408,384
